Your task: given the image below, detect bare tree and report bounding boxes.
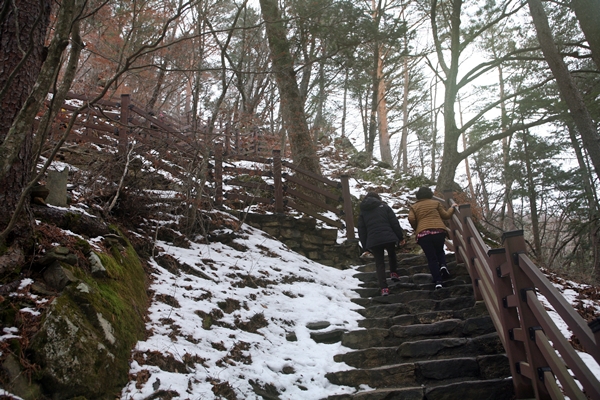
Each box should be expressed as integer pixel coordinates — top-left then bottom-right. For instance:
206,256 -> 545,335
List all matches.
258,0 -> 321,174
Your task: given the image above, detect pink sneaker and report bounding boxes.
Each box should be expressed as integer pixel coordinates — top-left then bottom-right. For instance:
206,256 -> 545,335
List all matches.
390,272 -> 400,281
381,288 -> 390,296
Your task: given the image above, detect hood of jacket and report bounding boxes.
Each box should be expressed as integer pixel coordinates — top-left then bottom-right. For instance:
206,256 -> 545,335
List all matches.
360,196 -> 381,211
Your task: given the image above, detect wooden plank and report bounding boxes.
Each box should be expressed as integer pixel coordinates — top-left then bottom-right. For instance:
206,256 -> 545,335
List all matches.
65,92 -> 120,107
226,179 -> 274,191
284,174 -> 340,201
223,166 -> 271,177
59,102 -> 120,121
284,186 -> 340,215
129,104 -> 184,136
281,160 -> 339,188
287,199 -> 344,229
64,133 -> 114,146
225,192 -> 272,205
225,154 -> 272,164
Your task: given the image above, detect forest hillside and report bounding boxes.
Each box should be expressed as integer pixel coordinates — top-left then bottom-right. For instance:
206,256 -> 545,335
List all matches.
1,0 -> 600,397
1,134 -> 599,399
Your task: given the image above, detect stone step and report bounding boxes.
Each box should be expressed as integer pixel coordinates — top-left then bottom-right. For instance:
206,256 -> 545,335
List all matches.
353,285 -> 475,311
356,256 -> 460,279
355,296 -> 476,322
334,335 -> 504,368
341,316 -> 496,350
330,252 -> 515,399
334,332 -> 505,368
326,378 -> 514,400
396,332 -> 505,361
326,354 -> 511,389
353,275 -> 471,305
359,301 -> 489,330
355,261 -> 469,283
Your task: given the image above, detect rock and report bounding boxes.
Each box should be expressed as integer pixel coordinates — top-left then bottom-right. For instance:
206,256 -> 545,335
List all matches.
424,379 -> 514,400
46,168 -> 69,207
31,184 -> 50,200
29,234 -> 148,399
306,321 -> 331,330
0,246 -> 25,276
42,262 -> 78,291
32,205 -> 110,238
89,252 -> 107,277
310,329 -> 346,344
36,247 -> 79,267
1,354 -> 44,399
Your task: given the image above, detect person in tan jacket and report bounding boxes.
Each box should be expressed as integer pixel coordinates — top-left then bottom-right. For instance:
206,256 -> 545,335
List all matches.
408,187 -> 457,289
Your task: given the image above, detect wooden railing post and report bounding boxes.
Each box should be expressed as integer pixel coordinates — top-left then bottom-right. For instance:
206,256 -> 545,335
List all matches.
502,230 -> 551,400
458,204 -> 484,301
489,247 -> 534,399
340,175 -> 355,240
215,144 -> 223,208
272,150 -> 284,213
224,122 -> 231,155
119,94 -> 130,155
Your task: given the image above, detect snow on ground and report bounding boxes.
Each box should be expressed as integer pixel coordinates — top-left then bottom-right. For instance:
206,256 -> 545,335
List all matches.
537,275 -> 600,384
2,145 -> 598,399
120,220 -> 365,399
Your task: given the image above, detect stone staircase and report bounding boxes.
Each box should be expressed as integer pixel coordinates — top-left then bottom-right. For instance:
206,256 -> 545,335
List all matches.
326,253 -> 515,400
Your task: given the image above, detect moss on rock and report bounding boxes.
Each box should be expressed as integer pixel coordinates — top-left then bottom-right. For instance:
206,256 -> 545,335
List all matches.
30,233 -> 148,399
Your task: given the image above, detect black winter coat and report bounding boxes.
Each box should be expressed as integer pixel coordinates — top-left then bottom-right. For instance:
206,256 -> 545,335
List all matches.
357,196 -> 404,250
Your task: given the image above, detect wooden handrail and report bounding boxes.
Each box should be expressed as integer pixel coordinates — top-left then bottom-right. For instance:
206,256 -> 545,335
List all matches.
443,193 -> 600,400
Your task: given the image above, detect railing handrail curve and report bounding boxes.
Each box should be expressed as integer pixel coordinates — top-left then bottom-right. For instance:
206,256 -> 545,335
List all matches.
441,192 -> 600,400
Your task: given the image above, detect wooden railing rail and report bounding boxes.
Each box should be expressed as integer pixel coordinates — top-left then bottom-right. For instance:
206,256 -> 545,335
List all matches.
215,146 -> 355,240
441,192 -> 600,400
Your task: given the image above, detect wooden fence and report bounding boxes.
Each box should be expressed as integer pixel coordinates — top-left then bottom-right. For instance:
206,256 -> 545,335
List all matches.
441,191 -> 600,400
53,93 -> 357,238
213,146 -> 356,240
54,93 -> 280,159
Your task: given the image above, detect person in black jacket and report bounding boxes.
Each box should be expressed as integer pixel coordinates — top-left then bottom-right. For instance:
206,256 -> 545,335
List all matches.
357,192 -> 405,296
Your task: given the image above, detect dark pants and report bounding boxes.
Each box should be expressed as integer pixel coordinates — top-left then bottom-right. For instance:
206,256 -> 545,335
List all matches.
418,233 -> 447,283
371,242 -> 398,289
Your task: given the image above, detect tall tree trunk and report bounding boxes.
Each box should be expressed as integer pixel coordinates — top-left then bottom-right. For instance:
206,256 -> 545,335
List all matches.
566,120 -> 600,280
400,55 -> 410,172
527,0 -> 600,182
258,0 -> 320,175
366,0 -> 383,162
0,0 -> 51,239
430,78 -> 439,181
341,67 -> 348,138
432,0 -> 463,191
499,65 -> 517,231
523,130 -> 542,258
571,0 -> 600,70
457,97 -> 475,199
147,62 -> 167,112
377,52 -> 393,165
367,46 -> 379,160
313,54 -> 326,144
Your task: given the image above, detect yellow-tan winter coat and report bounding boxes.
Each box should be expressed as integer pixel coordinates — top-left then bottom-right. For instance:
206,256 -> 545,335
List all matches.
408,199 -> 455,235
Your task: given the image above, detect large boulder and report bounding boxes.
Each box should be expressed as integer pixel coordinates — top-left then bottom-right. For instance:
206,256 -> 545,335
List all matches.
28,233 -> 148,399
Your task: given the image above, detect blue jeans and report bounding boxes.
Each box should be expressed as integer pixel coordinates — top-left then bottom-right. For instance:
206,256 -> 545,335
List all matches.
418,233 -> 447,283
371,242 -> 398,289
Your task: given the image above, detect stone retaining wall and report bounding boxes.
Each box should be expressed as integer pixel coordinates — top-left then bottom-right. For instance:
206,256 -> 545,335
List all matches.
235,212 -> 361,269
